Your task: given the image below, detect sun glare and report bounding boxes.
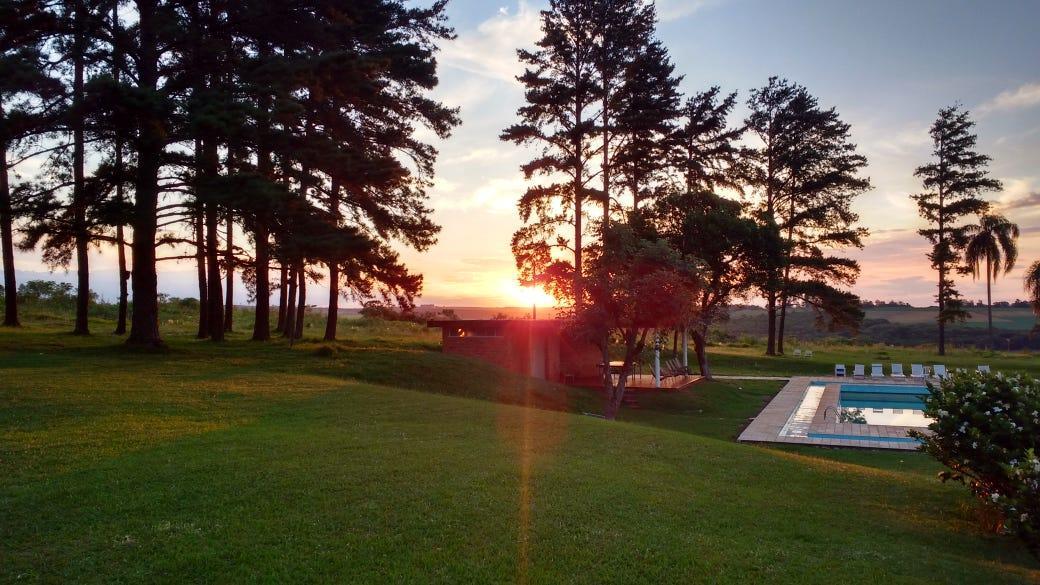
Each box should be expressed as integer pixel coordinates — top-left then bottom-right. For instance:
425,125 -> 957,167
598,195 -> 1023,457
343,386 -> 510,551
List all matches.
503,279 -> 557,308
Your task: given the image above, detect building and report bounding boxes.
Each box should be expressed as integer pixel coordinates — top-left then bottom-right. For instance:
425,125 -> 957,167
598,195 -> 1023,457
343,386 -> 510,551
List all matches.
427,319 -> 701,390
426,319 -> 601,383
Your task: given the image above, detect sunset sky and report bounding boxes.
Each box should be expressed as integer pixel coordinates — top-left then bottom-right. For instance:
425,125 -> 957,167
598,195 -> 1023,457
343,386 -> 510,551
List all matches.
13,0 -> 1040,308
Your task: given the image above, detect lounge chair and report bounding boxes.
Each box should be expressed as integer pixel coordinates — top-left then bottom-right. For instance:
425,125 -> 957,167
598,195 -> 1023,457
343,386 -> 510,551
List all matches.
793,349 -> 802,357
834,364 -> 846,377
933,364 -> 948,380
870,363 -> 884,377
891,363 -> 905,377
910,364 -> 926,378
853,364 -> 865,378
805,350 -> 814,358
978,365 -> 991,374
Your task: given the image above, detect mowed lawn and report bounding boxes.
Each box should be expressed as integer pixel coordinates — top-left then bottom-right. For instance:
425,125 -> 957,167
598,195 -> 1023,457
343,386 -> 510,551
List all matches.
2,317 -> 1039,583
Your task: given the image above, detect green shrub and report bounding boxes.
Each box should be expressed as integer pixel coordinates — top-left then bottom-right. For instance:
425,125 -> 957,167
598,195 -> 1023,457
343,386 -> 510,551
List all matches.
911,372 -> 1040,558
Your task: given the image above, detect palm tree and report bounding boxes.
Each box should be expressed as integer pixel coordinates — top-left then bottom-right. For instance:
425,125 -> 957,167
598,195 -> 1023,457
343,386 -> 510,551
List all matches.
964,214 -> 1019,348
1026,260 -> 1040,320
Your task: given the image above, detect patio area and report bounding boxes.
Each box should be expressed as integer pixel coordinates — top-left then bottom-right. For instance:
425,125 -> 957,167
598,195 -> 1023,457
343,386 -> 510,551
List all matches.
738,376 -> 930,450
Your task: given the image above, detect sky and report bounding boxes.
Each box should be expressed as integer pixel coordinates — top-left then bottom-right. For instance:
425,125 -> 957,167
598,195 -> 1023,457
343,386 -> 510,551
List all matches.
13,0 -> 1040,308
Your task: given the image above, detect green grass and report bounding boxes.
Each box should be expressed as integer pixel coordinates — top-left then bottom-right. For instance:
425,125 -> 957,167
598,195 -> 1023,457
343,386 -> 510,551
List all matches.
2,310 -> 1039,583
702,343 -> 1040,378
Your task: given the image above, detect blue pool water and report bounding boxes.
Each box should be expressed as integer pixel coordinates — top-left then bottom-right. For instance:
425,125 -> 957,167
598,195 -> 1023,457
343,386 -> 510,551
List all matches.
837,383 -> 931,427
808,432 -> 922,444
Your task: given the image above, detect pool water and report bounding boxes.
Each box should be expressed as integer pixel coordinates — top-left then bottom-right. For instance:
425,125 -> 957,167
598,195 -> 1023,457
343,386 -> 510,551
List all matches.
838,384 -> 931,427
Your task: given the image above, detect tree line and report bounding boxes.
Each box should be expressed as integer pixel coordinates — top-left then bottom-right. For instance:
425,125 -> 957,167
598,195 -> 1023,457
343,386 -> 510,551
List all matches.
502,0 -> 1037,416
0,0 -> 457,346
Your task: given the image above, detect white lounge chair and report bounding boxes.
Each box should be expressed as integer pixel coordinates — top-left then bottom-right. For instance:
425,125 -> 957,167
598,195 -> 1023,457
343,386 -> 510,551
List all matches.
870,363 -> 884,377
891,363 -> 905,377
933,364 -> 948,379
910,364 -> 926,378
805,350 -> 813,358
834,364 -> 846,377
853,364 -> 865,378
978,365 -> 991,374
793,349 -> 802,357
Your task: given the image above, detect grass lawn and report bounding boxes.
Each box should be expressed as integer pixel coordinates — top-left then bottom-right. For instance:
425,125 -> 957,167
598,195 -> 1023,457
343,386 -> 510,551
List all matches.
704,343 -> 1040,378
2,312 -> 1039,583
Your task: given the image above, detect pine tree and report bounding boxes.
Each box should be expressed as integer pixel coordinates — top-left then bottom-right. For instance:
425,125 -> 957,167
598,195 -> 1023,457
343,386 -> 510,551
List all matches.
501,0 -> 599,306
0,1 -> 60,327
668,87 -> 745,193
612,34 -> 680,210
912,105 -> 1001,355
746,77 -> 870,354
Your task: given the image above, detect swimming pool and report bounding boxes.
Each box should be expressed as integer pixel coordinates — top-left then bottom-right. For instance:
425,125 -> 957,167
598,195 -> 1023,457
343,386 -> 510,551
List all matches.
838,383 -> 931,427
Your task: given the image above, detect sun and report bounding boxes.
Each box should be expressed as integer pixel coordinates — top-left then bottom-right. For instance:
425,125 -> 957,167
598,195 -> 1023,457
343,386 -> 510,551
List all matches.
502,279 -> 557,308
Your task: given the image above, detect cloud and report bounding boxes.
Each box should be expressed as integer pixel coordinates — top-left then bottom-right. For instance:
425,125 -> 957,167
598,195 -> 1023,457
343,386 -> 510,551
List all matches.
442,147 -> 512,166
979,82 -> 1040,115
1001,191 -> 1040,211
438,1 -> 542,83
433,175 -> 526,214
995,177 -> 1040,215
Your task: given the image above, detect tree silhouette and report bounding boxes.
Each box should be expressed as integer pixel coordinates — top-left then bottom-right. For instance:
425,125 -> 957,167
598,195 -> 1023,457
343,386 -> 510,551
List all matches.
913,105 -> 1001,355
965,214 -> 1019,347
1025,260 -> 1040,322
0,0 -> 60,327
746,77 -> 869,354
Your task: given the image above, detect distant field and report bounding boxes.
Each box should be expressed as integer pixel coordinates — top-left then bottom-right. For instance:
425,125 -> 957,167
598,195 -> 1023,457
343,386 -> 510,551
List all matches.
864,306 -> 1038,331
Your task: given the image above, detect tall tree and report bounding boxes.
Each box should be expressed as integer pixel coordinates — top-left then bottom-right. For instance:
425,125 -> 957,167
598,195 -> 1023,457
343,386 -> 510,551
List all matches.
0,0 -> 60,327
912,105 -> 1001,355
964,214 -> 1019,348
746,77 -> 870,354
502,0 -> 598,307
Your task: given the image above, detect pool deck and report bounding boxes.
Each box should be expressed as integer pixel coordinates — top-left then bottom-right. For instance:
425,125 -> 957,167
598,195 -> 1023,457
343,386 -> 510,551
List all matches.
738,376 -> 930,450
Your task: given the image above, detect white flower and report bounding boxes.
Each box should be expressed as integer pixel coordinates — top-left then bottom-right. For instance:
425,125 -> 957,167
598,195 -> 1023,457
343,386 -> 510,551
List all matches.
1022,513 -> 1030,522
991,493 -> 1000,502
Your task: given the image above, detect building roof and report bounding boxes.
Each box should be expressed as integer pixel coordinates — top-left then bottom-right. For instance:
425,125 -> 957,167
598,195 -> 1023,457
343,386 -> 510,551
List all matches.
427,319 -> 562,330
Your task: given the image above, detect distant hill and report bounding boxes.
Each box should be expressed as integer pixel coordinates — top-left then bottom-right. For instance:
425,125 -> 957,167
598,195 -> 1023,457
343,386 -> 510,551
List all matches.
719,306 -> 1039,350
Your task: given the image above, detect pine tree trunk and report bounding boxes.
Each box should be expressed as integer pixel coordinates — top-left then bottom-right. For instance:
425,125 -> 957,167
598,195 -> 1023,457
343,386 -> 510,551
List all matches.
0,129 -> 18,327
223,213 -> 233,332
777,294 -> 788,355
275,264 -> 287,333
282,265 -> 296,339
126,0 -> 163,348
324,178 -> 340,341
114,224 -> 128,334
938,263 -> 946,356
766,291 -> 777,355
71,1 -> 89,336
111,1 -> 127,336
251,215 -> 270,340
324,262 -> 338,341
194,208 -> 208,338
205,199 -> 224,342
294,268 -> 306,339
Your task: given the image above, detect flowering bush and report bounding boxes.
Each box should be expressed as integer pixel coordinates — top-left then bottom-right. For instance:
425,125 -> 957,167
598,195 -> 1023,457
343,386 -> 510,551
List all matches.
910,371 -> 1040,558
